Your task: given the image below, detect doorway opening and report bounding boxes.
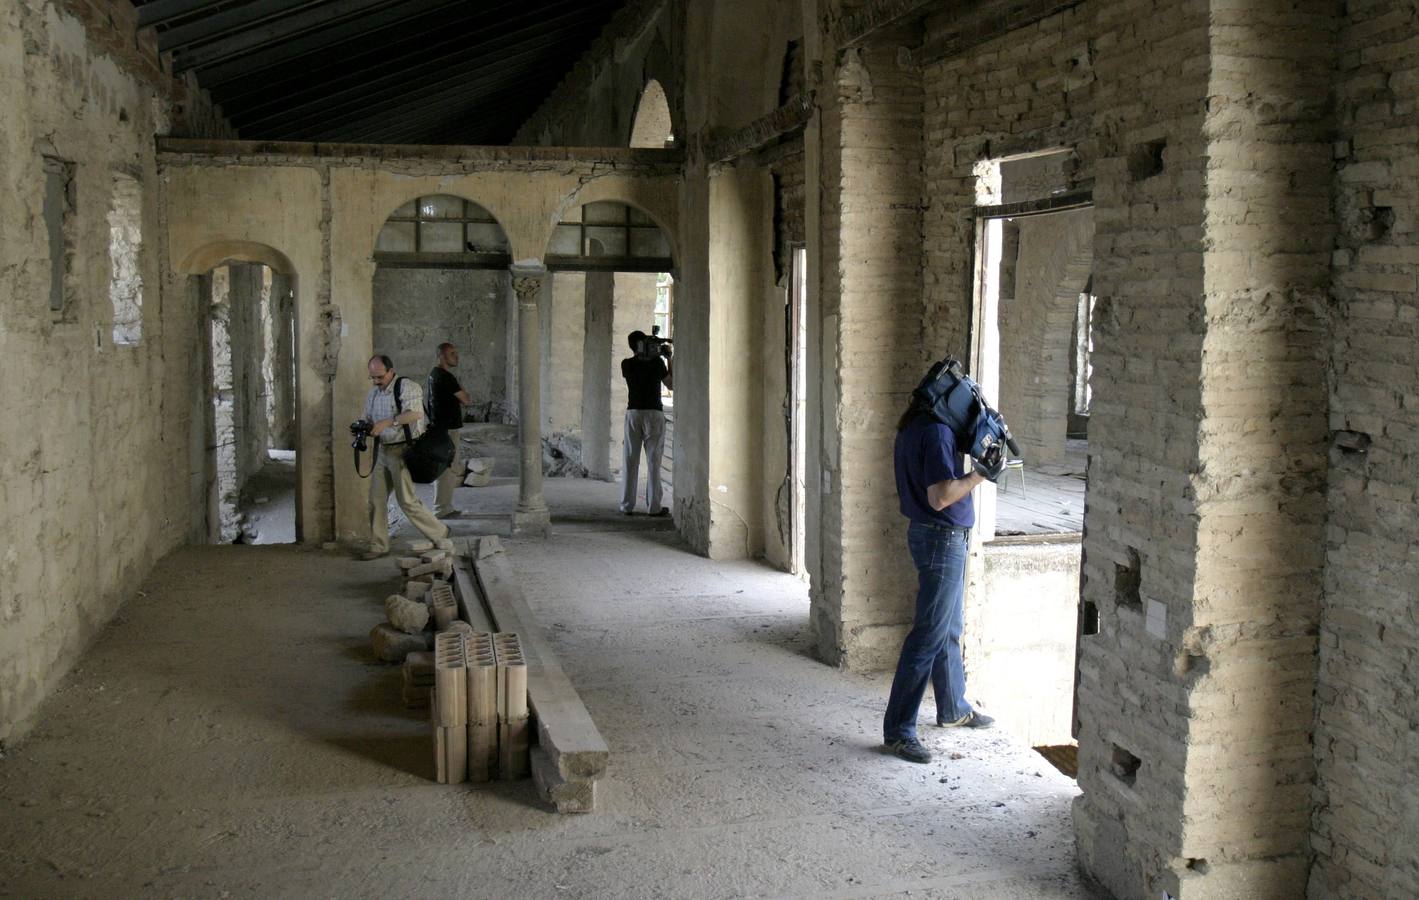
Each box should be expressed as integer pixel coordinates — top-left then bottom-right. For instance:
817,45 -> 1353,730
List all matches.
201,262 -> 297,544
966,149 -> 1093,757
788,246 -> 808,576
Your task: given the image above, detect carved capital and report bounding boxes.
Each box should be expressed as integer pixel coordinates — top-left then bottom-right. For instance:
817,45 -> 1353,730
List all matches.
512,275 -> 543,303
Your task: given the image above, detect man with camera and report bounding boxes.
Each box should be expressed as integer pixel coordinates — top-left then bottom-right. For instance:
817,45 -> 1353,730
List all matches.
618,330 -> 673,516
882,376 -> 1006,765
427,342 -> 471,519
356,354 -> 450,561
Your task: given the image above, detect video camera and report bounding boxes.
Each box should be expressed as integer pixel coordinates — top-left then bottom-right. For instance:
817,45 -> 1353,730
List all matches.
349,418 -> 374,453
635,326 -> 674,360
912,357 -> 1022,481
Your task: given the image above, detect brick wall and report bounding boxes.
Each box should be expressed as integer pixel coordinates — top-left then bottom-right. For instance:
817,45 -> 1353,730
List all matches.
811,43 -> 926,669
1312,1 -> 1419,895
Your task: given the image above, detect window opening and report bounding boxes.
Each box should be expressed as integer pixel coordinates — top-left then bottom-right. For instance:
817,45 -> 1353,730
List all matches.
43,156 -> 77,320
108,172 -> 143,345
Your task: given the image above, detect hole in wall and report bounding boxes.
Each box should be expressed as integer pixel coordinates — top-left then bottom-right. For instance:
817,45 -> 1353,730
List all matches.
1115,546 -> 1142,610
1127,139 -> 1166,182
1186,858 -> 1210,875
1110,743 -> 1141,785
1081,600 -> 1100,636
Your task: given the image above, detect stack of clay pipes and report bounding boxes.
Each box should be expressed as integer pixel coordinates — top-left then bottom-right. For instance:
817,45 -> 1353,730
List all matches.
430,630 -> 530,784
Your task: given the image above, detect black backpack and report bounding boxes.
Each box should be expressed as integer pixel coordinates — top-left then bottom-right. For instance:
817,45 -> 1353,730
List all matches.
394,377 -> 454,484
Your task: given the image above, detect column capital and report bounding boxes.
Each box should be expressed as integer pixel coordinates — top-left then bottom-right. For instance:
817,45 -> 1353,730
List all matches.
510,264 -> 548,304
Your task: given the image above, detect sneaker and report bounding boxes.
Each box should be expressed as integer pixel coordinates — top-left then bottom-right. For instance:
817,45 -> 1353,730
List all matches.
938,710 -> 995,729
434,538 -> 455,552
357,547 -> 388,561
650,507 -> 671,518
885,737 -> 933,764
619,509 -> 634,516
435,510 -> 465,520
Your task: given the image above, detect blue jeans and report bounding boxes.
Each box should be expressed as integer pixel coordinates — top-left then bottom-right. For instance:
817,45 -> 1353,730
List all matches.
883,521 -> 973,742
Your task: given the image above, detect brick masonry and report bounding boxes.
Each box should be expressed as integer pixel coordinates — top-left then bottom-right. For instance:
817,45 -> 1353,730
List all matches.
1312,1 -> 1419,896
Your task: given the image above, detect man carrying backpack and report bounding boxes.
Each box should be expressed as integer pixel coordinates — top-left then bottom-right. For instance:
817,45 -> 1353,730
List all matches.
359,354 -> 450,560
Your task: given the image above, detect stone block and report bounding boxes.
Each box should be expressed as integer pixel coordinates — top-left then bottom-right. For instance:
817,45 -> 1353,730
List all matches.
370,623 -> 433,663
408,539 -> 435,553
384,593 -> 430,635
395,556 -> 422,571
402,581 -> 429,602
531,745 -> 597,813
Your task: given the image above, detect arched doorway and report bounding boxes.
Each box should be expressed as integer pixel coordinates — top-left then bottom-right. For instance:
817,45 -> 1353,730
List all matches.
371,195 -> 515,529
179,242 -> 301,545
541,199 -> 677,520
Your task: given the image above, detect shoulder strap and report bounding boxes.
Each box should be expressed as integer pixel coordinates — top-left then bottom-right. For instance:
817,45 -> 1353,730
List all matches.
393,377 -> 413,443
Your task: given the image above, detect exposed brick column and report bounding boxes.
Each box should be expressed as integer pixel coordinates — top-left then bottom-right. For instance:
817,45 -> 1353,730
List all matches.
1075,2 -> 1334,897
511,265 -> 551,536
810,42 -> 926,671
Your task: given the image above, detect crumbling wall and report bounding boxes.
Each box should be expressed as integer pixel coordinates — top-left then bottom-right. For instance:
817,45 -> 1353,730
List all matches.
513,0 -> 680,147
371,267 -> 511,416
0,0 -> 230,744
915,0 -> 1335,895
1312,3 -> 1419,896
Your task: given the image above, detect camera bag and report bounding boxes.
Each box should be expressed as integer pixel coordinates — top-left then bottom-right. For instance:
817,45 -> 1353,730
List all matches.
394,377 -> 455,484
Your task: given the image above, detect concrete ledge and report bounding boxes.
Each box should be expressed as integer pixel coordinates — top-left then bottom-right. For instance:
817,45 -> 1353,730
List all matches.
459,536 -> 609,808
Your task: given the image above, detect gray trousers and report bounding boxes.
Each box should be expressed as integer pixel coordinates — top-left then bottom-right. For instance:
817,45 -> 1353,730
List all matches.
619,409 -> 666,513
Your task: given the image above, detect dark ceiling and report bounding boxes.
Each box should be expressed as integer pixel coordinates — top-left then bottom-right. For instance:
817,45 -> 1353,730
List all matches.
133,0 -> 627,145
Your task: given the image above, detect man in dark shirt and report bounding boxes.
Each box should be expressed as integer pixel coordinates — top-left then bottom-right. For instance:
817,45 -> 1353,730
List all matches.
882,397 -> 1002,764
619,330 -> 673,516
427,342 -> 470,518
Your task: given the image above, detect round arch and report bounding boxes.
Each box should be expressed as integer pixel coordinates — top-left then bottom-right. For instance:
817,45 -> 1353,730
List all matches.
178,240 -> 296,276
372,193 -> 512,256
547,185 -> 680,265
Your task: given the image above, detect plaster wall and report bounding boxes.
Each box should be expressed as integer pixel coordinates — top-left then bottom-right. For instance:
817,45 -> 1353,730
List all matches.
0,0 -> 230,743
371,267 -> 511,413
545,272 -> 586,436
161,164 -> 326,543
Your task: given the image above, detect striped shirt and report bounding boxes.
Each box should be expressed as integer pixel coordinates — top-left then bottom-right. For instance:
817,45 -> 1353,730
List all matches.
364,376 -> 427,444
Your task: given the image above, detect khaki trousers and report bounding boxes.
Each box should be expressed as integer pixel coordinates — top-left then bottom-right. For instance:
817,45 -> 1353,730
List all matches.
433,428 -> 462,516
369,442 -> 449,553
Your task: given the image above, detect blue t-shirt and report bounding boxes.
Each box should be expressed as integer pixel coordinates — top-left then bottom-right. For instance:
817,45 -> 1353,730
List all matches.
894,415 -> 975,527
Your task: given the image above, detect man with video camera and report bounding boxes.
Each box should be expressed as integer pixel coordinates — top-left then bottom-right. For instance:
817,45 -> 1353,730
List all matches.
355,354 -> 451,561
618,329 -> 673,516
882,362 -> 1009,764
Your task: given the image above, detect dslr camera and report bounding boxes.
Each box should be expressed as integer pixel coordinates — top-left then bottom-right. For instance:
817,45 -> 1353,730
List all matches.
350,418 -> 375,453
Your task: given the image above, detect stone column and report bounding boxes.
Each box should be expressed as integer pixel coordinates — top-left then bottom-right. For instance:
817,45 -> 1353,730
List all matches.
511,265 -> 551,536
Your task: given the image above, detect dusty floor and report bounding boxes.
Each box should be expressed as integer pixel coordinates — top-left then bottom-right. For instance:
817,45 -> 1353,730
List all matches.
0,519 -> 1101,898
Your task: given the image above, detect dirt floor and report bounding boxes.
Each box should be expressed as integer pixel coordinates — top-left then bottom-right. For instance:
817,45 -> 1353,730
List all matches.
0,510 -> 1102,898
